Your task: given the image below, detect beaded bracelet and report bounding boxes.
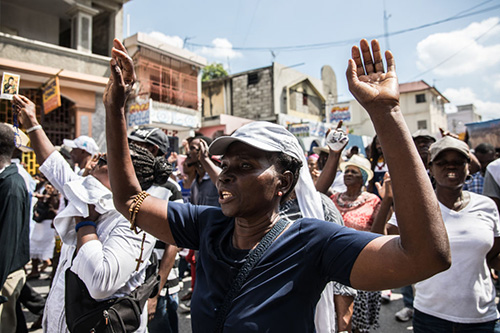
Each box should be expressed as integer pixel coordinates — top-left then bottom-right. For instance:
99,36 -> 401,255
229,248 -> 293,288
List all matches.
128,191 -> 150,271
75,220 -> 97,232
128,191 -> 150,233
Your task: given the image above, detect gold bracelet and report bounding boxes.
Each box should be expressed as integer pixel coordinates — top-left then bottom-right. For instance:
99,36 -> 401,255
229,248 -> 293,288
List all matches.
128,191 -> 150,234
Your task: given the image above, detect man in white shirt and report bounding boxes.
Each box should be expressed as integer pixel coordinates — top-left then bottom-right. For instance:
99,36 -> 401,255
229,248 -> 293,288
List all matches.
63,135 -> 99,175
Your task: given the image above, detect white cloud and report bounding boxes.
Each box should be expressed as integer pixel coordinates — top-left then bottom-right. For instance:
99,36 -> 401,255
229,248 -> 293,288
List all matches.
443,87 -> 477,104
491,74 -> 500,93
416,17 -> 500,77
444,87 -> 500,120
199,38 -> 243,60
148,31 -> 184,49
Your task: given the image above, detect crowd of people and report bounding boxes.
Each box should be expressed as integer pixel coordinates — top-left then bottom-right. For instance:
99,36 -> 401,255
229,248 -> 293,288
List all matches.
0,37 -> 499,333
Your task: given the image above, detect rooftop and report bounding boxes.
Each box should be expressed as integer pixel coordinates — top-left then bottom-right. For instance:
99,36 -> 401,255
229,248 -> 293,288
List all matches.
399,80 -> 450,103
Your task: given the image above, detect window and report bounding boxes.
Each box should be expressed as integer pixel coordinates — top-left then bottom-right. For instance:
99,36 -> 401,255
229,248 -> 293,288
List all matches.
417,120 -> 427,129
416,93 -> 426,103
302,93 -> 308,105
248,73 -> 259,85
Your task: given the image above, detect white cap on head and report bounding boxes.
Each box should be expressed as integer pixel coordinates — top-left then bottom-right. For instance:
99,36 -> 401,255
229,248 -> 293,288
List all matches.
63,135 -> 99,156
210,121 -> 324,220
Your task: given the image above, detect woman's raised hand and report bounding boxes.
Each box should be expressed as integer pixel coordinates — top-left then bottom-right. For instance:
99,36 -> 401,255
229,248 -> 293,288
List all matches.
346,39 -> 399,114
375,172 -> 393,201
12,95 -> 38,128
103,39 -> 137,112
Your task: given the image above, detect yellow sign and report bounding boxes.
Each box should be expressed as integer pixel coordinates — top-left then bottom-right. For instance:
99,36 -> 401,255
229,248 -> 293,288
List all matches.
42,76 -> 61,114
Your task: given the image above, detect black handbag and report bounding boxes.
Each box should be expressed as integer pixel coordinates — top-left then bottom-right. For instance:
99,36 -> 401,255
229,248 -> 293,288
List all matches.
65,252 -> 159,333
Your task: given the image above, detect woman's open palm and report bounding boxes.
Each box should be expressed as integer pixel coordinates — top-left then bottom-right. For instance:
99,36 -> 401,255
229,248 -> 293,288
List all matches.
347,39 -> 399,112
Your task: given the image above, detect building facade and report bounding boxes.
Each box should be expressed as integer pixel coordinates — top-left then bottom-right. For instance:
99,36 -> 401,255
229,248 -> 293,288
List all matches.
123,33 -> 207,148
0,0 -> 128,161
201,63 -> 338,152
339,80 -> 449,138
447,104 -> 482,134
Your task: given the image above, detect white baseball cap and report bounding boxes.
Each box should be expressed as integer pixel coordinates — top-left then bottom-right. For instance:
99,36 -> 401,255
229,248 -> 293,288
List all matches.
63,135 -> 99,156
209,121 -> 303,161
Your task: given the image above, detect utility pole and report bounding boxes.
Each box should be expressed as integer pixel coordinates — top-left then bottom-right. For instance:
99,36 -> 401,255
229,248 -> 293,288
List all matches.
383,0 -> 391,50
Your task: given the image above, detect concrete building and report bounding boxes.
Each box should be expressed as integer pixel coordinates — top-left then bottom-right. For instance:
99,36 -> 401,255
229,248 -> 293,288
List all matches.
0,0 -> 128,162
201,63 -> 338,152
447,104 -> 482,134
123,32 -> 207,149
339,80 -> 449,138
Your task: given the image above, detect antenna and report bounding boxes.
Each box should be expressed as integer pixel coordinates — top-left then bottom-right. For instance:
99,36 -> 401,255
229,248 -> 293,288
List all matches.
183,36 -> 195,49
270,50 -> 276,63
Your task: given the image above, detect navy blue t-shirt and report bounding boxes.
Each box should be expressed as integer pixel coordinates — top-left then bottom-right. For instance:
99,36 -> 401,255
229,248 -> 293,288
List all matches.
167,202 -> 379,332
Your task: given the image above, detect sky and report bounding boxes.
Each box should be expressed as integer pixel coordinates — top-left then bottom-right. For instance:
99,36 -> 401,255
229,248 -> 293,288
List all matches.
123,0 -> 500,120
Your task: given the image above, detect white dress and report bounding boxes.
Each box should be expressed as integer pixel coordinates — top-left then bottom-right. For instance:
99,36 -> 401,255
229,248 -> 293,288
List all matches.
29,218 -> 55,260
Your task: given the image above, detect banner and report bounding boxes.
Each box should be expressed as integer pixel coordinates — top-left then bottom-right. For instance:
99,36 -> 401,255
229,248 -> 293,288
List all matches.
308,121 -> 328,138
466,119 -> 500,148
128,98 -> 151,127
42,76 -> 61,114
329,104 -> 351,122
287,123 -> 310,137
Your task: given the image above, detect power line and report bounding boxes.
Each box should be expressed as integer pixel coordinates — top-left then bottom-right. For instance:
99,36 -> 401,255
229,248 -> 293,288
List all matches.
241,0 -> 262,47
185,3 -> 500,53
407,20 -> 500,81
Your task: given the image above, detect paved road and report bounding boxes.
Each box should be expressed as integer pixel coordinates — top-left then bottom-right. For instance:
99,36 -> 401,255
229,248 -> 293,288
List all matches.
25,265 -> 413,332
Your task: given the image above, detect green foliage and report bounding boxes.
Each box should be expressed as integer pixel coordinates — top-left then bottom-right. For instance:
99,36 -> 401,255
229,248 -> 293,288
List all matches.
202,63 -> 228,82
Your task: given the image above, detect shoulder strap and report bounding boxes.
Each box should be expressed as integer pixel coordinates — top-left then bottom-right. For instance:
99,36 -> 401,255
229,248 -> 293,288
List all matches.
213,218 -> 290,332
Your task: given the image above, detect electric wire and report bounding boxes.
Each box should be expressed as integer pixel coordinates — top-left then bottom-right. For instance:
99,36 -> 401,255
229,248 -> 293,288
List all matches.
186,3 -> 500,52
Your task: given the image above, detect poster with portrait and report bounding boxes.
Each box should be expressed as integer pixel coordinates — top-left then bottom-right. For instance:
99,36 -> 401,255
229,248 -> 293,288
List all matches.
1,72 -> 20,100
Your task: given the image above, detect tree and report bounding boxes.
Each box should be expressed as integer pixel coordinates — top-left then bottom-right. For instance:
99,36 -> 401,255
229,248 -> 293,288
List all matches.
202,63 -> 228,82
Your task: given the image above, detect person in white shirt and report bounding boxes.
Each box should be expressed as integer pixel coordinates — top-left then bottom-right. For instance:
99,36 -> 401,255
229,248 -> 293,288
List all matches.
13,94 -> 172,332
63,135 -> 99,176
388,136 -> 500,332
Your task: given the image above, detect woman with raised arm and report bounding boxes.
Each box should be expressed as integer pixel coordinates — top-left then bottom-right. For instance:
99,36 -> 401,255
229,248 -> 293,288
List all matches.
104,38 -> 450,332
12,95 -> 172,332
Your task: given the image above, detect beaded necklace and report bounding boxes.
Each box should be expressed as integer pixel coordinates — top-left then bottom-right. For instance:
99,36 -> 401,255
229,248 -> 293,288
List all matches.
336,192 -> 367,209
12,105 -> 21,148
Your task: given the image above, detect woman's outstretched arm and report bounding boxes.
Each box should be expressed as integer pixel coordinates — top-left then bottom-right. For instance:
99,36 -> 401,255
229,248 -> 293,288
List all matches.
347,39 -> 450,290
103,39 -> 175,245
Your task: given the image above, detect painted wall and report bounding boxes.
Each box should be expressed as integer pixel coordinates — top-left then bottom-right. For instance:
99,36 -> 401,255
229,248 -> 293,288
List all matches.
273,62 -> 325,117
1,2 -> 59,44
202,80 -> 227,117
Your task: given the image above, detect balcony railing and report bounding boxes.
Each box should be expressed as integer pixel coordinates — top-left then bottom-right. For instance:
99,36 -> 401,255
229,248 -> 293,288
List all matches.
136,59 -> 199,110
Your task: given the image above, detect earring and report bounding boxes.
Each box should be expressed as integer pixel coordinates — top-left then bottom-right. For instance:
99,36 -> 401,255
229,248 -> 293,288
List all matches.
277,191 -> 283,197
